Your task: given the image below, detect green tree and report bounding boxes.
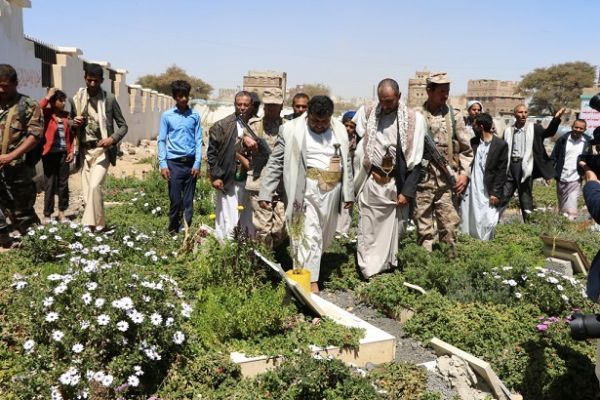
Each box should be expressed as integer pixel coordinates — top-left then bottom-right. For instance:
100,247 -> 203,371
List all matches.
136,65 -> 213,99
518,61 -> 596,115
287,83 -> 330,105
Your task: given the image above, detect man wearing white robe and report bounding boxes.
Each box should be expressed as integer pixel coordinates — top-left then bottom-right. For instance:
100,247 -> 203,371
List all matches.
258,96 -> 354,293
353,79 -> 425,278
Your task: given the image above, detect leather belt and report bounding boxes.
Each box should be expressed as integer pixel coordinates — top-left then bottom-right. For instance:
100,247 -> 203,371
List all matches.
370,165 -> 394,185
82,140 -> 98,149
170,156 -> 195,163
511,156 -> 522,163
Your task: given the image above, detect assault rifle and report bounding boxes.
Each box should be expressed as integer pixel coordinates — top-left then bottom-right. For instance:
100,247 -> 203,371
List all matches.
423,134 -> 457,188
235,114 -> 272,178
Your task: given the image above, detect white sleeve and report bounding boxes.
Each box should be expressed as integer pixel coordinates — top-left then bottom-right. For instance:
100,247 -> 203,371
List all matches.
352,105 -> 368,138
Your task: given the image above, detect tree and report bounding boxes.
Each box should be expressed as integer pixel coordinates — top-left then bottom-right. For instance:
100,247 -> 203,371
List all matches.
136,65 -> 213,99
518,61 -> 596,115
287,83 -> 330,105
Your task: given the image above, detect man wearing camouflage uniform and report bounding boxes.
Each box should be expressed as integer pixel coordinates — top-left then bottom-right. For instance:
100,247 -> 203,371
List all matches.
414,73 -> 473,254
0,64 -> 43,247
246,88 -> 287,248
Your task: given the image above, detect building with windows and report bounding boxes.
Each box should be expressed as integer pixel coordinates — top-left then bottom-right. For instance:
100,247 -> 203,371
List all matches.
466,79 -> 524,116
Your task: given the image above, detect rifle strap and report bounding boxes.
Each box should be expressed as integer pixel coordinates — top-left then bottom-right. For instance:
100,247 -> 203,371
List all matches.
2,104 -> 17,155
445,106 -> 456,168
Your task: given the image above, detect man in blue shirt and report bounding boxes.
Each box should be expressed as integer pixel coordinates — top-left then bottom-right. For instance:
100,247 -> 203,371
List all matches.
157,80 -> 202,234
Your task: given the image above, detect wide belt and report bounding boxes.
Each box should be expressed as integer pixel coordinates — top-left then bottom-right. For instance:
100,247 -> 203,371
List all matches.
511,156 -> 522,163
306,167 -> 342,192
370,165 -> 394,185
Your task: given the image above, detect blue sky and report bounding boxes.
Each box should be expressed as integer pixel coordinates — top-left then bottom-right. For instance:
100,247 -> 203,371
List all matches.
23,0 -> 599,99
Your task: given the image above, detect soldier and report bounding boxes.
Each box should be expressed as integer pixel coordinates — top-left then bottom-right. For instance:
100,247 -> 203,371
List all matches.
72,63 -> 128,232
246,88 -> 286,248
414,73 -> 473,254
284,93 -> 309,120
0,64 -> 43,247
336,110 -> 358,236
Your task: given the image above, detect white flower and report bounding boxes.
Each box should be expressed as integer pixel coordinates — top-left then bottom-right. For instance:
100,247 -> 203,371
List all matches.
133,365 -> 144,376
547,277 -> 559,284
54,235 -> 62,240
514,292 -> 522,299
23,339 -> 35,353
97,314 -> 110,326
521,274 -> 528,281
181,302 -> 192,318
150,313 -> 163,326
39,235 -> 48,240
51,330 -> 64,342
47,274 -> 63,281
93,370 -> 105,382
48,227 -> 58,233
72,343 -> 84,353
45,312 -> 59,322
126,241 -> 134,248
142,295 -> 151,303
561,294 -> 569,302
53,283 -> 68,295
80,320 -> 90,330
127,375 -> 140,387
95,236 -> 103,243
507,279 -> 517,287
51,386 -> 63,400
116,320 -> 129,332
112,296 -> 134,310
502,266 -> 513,271
127,310 -> 144,324
144,347 -> 161,360
556,284 -> 564,291
86,282 -> 98,291
69,222 -> 78,229
95,298 -> 105,308
165,317 -> 174,327
156,206 -> 162,212
27,230 -> 35,236
143,202 -> 149,207
151,209 -> 156,215
12,281 -> 27,290
86,370 -> 95,381
172,331 -> 185,344
81,292 -> 92,305
101,374 -> 113,387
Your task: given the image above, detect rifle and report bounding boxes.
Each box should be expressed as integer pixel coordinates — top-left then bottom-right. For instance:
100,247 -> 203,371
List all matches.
235,114 -> 272,178
423,134 -> 457,188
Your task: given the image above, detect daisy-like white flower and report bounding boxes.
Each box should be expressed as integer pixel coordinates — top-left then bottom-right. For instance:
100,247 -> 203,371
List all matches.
547,277 -> 559,284
165,317 -> 174,327
72,343 -> 84,353
69,222 -> 78,229
59,367 -> 80,386
181,302 -> 192,318
127,375 -> 140,387
97,314 -> 110,326
45,312 -> 59,323
52,330 -> 64,342
93,371 -> 105,382
23,339 -> 35,353
112,296 -> 134,310
48,227 -> 58,233
128,310 -> 144,324
101,374 -> 113,387
80,320 -> 90,330
53,283 -> 68,295
95,298 -> 106,308
514,292 -> 522,299
12,281 -> 27,290
507,279 -> 517,287
561,294 -> 570,302
143,202 -> 149,207
116,320 -> 129,332
27,230 -> 35,236
47,274 -> 63,281
55,235 -> 62,241
86,282 -> 98,291
172,331 -> 185,344
39,235 -> 48,240
150,313 -> 163,326
502,266 -> 513,271
133,365 -> 144,376
126,241 -> 134,248
556,284 -> 564,291
95,236 -> 103,243
51,386 -> 63,400
142,295 -> 151,303
86,370 -> 94,381
144,347 -> 161,360
81,292 -> 92,305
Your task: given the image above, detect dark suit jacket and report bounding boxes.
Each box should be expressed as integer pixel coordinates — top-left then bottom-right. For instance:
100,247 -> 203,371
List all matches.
207,114 -> 238,189
470,135 -> 508,200
532,117 -> 560,179
69,90 -> 128,166
550,132 -> 592,181
584,181 -> 600,301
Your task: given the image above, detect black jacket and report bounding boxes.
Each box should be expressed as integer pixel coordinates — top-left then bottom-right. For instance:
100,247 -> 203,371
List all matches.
470,135 -> 508,200
532,117 -> 561,179
550,132 -> 592,181
207,114 -> 238,189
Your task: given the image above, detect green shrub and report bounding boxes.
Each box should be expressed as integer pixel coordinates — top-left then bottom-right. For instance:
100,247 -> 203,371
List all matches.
369,362 -> 428,400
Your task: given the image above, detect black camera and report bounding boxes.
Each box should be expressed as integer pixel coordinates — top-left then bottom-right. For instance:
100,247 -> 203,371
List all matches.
569,313 -> 600,340
590,93 -> 600,112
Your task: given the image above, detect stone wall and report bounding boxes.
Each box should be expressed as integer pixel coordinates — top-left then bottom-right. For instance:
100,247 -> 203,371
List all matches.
0,0 -> 174,145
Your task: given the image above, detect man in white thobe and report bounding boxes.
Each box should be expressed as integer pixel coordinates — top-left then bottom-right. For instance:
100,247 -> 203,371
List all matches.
353,79 -> 425,278
258,96 -> 354,293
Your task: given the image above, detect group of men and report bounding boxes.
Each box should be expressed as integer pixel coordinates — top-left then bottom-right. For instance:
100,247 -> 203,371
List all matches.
206,74 -> 597,293
0,63 -> 128,247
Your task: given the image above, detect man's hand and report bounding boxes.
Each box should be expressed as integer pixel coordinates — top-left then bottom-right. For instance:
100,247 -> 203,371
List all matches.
212,179 -> 224,190
554,107 -> 566,119
65,152 -> 74,163
453,174 -> 469,194
0,153 -> 15,167
191,168 -> 200,178
579,161 -> 598,182
242,136 -> 258,151
397,193 -> 409,207
259,200 -> 272,210
160,168 -> 171,181
72,116 -> 86,128
97,137 -> 115,148
240,157 -> 250,171
343,201 -> 353,209
489,195 -> 500,206
45,87 -> 57,100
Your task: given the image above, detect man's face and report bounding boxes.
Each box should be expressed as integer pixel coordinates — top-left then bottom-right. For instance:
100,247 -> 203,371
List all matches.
307,113 -> 331,134
468,104 -> 482,119
0,78 -> 18,103
292,97 -> 308,116
571,120 -> 587,139
263,103 -> 282,120
514,106 -> 528,125
426,83 -> 450,109
235,95 -> 252,119
344,120 -> 356,137
378,87 -> 400,114
174,93 -> 189,110
85,74 -> 102,96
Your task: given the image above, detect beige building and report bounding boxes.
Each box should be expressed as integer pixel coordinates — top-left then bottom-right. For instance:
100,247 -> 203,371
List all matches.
466,79 -> 524,116
243,70 -> 287,101
407,71 -> 432,108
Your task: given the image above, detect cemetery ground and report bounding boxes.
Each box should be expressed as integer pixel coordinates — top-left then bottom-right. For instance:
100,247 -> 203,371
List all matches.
1,152 -> 600,399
